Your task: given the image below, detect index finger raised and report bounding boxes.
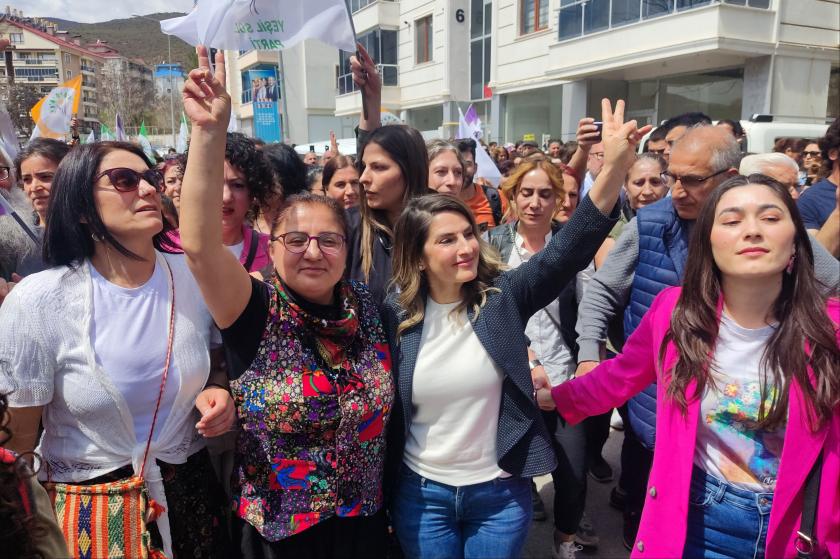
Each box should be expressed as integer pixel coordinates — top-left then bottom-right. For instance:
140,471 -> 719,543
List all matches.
601,98 -> 614,127
196,45 -> 210,70
214,49 -> 226,87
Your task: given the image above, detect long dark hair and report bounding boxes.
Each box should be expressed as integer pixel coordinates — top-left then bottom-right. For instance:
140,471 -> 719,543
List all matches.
13,137 -> 71,181
661,174 -> 840,430
0,392 -> 42,558
43,141 -> 179,267
357,125 -> 429,281
391,194 -> 502,339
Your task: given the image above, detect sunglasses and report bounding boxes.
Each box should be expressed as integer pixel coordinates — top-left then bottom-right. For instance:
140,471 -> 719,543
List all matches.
94,167 -> 164,193
802,151 -> 822,158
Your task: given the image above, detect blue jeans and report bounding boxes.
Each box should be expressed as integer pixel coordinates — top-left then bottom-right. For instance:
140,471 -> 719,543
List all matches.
392,463 -> 532,559
683,467 -> 773,559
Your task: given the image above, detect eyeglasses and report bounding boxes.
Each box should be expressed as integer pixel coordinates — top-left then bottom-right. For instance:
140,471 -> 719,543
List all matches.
802,151 -> 822,158
589,152 -> 605,160
0,167 -> 9,180
94,167 -> 164,193
662,168 -> 728,189
271,231 -> 346,255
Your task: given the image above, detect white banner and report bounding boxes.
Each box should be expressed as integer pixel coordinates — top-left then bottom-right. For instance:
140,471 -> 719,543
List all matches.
161,0 -> 357,53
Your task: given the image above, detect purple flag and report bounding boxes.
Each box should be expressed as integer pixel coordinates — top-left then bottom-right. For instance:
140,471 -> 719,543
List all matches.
464,105 -> 479,125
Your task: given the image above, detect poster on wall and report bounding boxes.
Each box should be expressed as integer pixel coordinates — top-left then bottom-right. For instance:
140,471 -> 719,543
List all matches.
247,67 -> 282,143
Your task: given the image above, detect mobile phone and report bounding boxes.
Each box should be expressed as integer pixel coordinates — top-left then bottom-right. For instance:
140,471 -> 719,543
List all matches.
593,121 -> 603,142
309,144 -> 315,152
325,145 -> 329,151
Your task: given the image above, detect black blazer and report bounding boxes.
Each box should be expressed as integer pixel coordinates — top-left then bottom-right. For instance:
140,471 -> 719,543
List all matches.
381,195 -> 618,490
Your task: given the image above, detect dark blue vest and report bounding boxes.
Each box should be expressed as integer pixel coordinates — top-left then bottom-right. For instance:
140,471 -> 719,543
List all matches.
624,197 -> 690,449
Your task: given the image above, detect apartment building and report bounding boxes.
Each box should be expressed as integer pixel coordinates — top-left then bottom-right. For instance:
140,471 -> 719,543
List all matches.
336,0 -> 840,143
0,10 -> 105,133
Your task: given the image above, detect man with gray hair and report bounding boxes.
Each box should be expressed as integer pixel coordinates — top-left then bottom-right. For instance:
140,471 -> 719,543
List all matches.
739,152 -> 800,199
572,125 -> 839,550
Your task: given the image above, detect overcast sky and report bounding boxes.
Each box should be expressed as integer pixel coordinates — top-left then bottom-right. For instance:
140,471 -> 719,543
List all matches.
13,0 -> 194,23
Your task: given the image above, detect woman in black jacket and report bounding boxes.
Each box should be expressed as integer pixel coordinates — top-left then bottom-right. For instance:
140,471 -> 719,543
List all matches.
383,100 -> 650,559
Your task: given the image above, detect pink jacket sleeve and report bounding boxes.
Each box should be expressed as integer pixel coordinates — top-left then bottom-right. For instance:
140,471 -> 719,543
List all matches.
551,287 -> 676,425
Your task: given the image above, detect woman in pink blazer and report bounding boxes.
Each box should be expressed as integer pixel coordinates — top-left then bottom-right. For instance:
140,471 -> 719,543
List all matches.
541,174 -> 839,558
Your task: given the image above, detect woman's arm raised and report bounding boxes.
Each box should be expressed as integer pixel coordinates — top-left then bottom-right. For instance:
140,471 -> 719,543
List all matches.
179,46 -> 253,328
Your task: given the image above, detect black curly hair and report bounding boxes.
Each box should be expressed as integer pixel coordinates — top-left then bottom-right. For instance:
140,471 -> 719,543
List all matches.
818,116 -> 840,178
185,133 -> 273,206
0,392 -> 43,558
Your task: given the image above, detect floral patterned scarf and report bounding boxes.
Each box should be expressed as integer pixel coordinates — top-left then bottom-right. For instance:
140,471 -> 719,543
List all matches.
273,277 -> 360,371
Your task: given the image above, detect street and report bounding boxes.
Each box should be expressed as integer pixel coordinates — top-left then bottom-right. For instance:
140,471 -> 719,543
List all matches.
523,425 -> 629,559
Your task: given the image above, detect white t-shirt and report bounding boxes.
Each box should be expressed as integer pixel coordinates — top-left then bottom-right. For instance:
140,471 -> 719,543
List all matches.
403,298 -> 504,486
694,313 -> 785,491
226,240 -> 244,260
507,231 -> 576,385
90,261 -> 180,446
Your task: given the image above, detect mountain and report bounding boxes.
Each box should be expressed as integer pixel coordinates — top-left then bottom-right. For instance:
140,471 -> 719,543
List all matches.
45,13 -> 196,68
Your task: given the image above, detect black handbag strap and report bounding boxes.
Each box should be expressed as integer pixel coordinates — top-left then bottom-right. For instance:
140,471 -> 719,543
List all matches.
243,228 -> 260,271
795,453 -> 823,558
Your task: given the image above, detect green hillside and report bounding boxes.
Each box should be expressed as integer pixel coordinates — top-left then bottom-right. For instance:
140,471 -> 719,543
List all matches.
46,13 -> 196,68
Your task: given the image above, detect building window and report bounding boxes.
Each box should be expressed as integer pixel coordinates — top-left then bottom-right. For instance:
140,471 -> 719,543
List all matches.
64,53 -> 71,64
470,0 -> 492,100
558,0 -> 768,41
9,33 -> 22,44
415,15 -> 433,64
66,70 -> 72,80
337,28 -> 398,95
349,0 -> 393,13
520,0 -> 548,35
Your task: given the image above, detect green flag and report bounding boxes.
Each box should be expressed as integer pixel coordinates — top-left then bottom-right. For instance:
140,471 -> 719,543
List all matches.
137,121 -> 155,161
100,124 -> 115,141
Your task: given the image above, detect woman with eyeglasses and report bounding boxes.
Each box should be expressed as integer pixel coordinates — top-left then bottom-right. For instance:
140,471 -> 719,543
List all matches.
539,174 -> 840,558
178,47 -> 394,558
0,141 -> 235,558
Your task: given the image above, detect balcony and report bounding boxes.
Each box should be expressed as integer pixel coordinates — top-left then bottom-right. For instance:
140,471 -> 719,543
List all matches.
352,0 -> 400,35
14,58 -> 57,66
237,49 -> 280,70
547,1 -> 777,80
81,64 -> 96,73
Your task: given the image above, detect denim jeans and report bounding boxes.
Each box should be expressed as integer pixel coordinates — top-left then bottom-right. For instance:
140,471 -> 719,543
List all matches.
392,463 -> 532,559
683,467 -> 773,559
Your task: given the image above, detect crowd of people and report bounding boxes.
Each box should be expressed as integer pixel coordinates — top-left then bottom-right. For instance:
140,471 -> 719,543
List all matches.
0,43 -> 837,559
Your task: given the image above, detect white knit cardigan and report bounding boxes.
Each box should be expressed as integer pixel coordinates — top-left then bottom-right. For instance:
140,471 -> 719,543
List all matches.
0,251 -> 217,557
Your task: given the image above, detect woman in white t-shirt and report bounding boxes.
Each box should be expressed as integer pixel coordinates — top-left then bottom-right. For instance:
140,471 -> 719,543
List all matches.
541,174 -> 840,558
0,142 -> 236,558
383,100 -> 649,559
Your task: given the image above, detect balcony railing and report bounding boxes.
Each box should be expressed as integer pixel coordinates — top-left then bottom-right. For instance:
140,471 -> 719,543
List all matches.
14,58 -> 57,66
81,64 -> 96,73
337,63 -> 398,95
557,0 -> 770,42
349,0 -> 394,13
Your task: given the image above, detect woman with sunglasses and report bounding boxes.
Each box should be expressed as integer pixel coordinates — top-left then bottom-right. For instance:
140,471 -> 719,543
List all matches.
178,47 -> 394,558
0,141 -> 235,558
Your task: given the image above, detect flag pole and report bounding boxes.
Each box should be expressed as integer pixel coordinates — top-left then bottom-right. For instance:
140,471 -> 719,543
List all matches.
0,193 -> 39,244
343,1 -> 368,121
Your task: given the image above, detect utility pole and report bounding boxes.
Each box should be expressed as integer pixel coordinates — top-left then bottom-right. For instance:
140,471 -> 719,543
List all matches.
133,14 -> 176,148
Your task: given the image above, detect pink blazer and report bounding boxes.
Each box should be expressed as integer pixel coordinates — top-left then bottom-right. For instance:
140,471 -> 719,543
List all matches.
553,287 -> 840,559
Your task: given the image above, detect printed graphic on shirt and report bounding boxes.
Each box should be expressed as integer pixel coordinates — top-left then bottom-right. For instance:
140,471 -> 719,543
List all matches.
703,380 -> 783,488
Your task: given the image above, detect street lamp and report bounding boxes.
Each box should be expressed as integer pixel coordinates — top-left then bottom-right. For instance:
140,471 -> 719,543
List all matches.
133,13 -> 176,149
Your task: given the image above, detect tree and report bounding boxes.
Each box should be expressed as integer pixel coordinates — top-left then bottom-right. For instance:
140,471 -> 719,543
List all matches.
0,82 -> 42,138
96,60 -> 158,130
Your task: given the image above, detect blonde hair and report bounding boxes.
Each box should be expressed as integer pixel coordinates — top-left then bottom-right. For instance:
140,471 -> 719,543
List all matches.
391,194 -> 503,339
499,159 -> 565,222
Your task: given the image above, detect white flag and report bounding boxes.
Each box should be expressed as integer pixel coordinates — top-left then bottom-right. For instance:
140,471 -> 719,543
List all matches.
161,0 -> 357,53
458,106 -> 501,188
85,130 -> 95,144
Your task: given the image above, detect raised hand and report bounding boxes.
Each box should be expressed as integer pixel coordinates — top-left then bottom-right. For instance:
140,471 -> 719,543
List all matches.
600,99 -> 652,174
182,45 -> 230,132
349,43 -> 381,102
576,117 -> 601,149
